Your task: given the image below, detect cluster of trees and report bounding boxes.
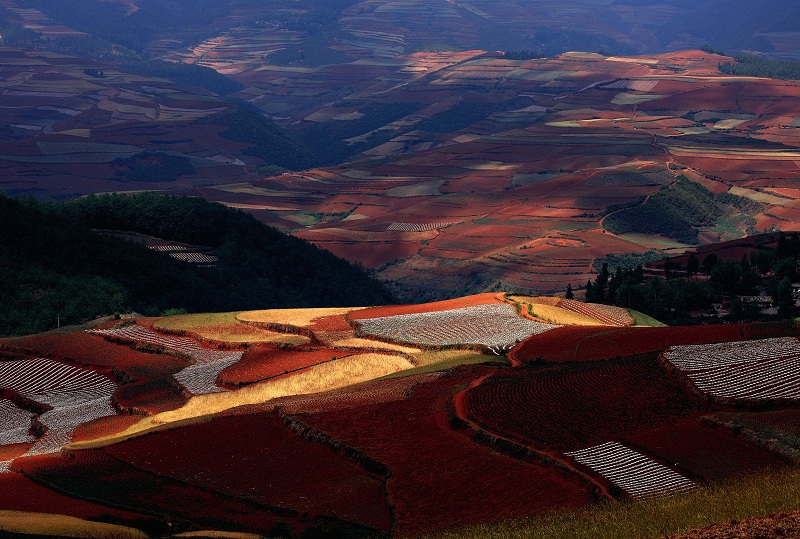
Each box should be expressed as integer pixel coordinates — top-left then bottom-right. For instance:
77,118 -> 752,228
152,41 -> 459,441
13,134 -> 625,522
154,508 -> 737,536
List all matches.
603,177 -> 757,244
581,232 -> 800,324
0,193 -> 394,336
111,152 -> 195,183
211,104 -> 314,171
121,60 -> 244,96
719,54 -> 800,81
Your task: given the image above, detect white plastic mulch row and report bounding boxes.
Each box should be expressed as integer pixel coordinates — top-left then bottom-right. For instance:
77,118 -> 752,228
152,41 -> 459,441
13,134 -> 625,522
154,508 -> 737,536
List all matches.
91,325 -> 243,395
664,337 -> 800,400
0,399 -> 36,445
358,303 -> 559,348
0,358 -> 118,470
566,442 -> 696,499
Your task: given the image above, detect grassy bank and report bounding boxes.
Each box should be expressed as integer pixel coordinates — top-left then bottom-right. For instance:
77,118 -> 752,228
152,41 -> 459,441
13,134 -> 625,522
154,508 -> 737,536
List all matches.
422,465 -> 800,539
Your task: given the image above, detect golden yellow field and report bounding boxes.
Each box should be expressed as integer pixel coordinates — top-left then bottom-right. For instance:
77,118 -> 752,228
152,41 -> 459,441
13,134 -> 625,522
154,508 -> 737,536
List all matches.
331,337 -> 421,354
154,312 -> 309,344
0,511 -> 147,539
69,352 -> 414,448
507,296 -> 604,325
236,307 -> 359,327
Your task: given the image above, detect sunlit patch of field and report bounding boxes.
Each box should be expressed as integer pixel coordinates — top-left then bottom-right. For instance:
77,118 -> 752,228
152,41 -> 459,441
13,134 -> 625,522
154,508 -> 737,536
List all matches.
69,352 -> 414,448
385,180 -> 446,197
331,337 -> 421,354
728,186 -> 792,206
509,297 -> 605,326
616,233 -> 693,251
378,349 -> 496,380
0,510 -> 147,539
611,93 -> 666,105
713,119 -> 750,130
237,308 -> 361,328
153,312 -> 310,344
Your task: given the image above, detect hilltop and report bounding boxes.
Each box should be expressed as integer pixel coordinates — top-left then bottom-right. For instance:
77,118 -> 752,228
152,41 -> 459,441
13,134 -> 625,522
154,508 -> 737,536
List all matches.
0,192 -> 393,336
1,292 -> 800,537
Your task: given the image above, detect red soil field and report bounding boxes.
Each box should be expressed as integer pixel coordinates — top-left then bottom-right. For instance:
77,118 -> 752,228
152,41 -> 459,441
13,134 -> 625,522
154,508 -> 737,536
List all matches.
107,410 -> 392,532
0,469 -> 147,522
626,418 -> 787,483
72,415 -> 144,443
300,365 -> 595,536
218,346 -> 347,386
464,356 -> 698,451
275,372 -> 443,414
8,332 -> 189,381
114,379 -> 187,414
17,450 -> 307,535
348,293 -> 504,320
512,324 -> 749,363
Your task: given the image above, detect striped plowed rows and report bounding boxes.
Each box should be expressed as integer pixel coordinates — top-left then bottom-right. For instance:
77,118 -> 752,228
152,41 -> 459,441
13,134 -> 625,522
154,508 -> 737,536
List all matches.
0,358 -> 117,468
276,372 -> 443,414
664,337 -> 800,401
387,222 -> 450,232
357,303 -> 558,348
0,399 -> 35,446
566,442 -> 697,499
348,293 -> 503,320
560,300 -> 634,326
301,366 -> 596,537
91,326 -> 243,395
9,332 -> 190,381
464,357 -> 697,451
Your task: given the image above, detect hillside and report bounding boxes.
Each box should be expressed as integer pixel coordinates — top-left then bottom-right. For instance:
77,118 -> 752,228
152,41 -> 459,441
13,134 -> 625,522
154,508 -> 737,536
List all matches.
0,47 -> 311,199
1,293 -> 800,537
5,0 -> 799,62
0,192 -> 393,336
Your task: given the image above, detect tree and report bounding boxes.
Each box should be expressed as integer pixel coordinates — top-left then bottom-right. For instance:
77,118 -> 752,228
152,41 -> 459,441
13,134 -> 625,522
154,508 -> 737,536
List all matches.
773,277 -> 794,317
565,283 -> 574,300
702,253 -> 718,275
687,253 -> 699,280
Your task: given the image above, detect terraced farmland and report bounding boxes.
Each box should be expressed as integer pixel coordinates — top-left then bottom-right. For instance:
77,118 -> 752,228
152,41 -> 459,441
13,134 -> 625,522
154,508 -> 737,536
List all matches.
356,303 -> 558,348
91,326 -> 243,395
566,442 -> 697,499
0,357 -> 117,466
664,337 -> 800,401
464,356 -> 697,451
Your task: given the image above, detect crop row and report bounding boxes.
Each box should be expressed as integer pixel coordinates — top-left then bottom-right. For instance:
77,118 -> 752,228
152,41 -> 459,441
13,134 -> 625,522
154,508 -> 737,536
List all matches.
0,358 -> 118,465
560,300 -> 634,326
10,332 -> 188,380
664,337 -> 800,400
465,357 -> 697,451
566,442 -> 696,499
0,357 -> 117,409
357,303 -> 558,348
387,222 -> 450,232
92,326 -> 244,395
301,366 -> 595,536
0,399 -> 35,445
